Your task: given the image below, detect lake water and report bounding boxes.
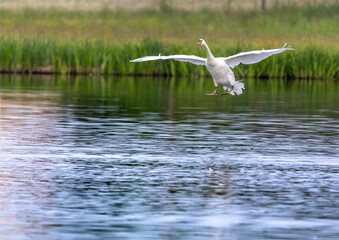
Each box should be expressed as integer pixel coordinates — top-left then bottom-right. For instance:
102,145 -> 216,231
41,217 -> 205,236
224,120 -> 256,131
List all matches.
0,75 -> 338,239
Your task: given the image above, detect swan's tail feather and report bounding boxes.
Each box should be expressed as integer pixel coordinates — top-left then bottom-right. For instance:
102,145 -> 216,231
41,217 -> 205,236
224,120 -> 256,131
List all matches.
233,81 -> 245,95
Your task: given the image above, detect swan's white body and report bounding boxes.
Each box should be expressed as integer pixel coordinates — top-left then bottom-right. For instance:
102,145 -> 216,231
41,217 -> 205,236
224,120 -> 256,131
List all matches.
206,56 -> 238,94
130,39 -> 294,95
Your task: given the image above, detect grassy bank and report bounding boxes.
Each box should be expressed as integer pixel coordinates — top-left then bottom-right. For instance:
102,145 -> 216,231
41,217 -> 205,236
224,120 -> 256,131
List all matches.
0,4 -> 338,78
0,38 -> 337,79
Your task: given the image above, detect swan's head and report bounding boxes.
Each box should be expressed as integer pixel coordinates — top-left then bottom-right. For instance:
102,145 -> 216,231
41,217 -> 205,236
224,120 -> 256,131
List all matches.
197,39 -> 206,46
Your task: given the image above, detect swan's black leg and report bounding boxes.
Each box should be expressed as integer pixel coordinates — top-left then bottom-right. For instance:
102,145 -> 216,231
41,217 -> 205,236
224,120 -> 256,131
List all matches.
222,86 -> 234,95
206,87 -> 218,96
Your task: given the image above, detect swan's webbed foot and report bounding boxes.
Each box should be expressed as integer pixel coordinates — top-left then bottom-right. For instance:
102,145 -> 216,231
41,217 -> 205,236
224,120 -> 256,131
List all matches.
222,86 -> 234,95
206,87 -> 218,96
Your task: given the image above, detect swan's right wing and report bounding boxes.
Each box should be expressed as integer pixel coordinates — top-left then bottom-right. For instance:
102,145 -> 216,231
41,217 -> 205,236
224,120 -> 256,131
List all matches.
130,55 -> 206,65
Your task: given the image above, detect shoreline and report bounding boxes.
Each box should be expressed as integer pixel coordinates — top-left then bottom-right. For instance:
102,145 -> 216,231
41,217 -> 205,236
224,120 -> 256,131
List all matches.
0,70 -> 336,80
0,5 -> 338,79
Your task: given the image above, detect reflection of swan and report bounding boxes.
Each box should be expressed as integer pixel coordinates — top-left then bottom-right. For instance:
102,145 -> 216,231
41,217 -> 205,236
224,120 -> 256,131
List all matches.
130,39 -> 293,96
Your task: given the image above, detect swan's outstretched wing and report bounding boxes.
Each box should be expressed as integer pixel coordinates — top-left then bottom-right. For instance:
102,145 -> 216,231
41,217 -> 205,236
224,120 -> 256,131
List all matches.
130,55 -> 206,65
222,43 -> 294,68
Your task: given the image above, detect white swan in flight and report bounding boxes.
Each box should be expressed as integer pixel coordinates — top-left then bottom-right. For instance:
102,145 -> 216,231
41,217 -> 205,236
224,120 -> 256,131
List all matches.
130,39 -> 294,95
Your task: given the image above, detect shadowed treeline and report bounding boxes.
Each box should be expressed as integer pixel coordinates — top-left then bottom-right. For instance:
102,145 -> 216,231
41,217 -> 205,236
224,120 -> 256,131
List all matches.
0,0 -> 336,11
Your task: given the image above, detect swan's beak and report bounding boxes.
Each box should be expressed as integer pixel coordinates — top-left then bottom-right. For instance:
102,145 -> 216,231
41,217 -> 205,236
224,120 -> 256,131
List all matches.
197,40 -> 202,45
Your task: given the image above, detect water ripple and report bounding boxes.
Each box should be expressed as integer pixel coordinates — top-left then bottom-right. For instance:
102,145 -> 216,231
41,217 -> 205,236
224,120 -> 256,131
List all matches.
0,76 -> 338,239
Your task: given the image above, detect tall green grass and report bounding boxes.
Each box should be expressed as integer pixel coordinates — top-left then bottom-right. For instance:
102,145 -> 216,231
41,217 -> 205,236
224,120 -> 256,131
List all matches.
0,37 -> 337,79
0,4 -> 338,78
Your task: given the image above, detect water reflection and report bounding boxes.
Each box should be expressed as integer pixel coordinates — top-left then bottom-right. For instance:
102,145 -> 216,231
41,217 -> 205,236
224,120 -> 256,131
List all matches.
0,74 -> 338,239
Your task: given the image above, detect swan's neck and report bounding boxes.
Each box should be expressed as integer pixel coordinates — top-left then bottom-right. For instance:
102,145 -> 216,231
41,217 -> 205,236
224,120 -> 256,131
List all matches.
203,44 -> 215,60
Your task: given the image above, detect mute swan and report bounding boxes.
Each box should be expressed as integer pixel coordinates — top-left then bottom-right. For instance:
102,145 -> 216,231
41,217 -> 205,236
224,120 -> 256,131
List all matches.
130,39 -> 294,96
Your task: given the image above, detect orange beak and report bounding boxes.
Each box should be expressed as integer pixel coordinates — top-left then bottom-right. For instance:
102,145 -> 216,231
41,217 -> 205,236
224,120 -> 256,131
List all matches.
197,40 -> 202,45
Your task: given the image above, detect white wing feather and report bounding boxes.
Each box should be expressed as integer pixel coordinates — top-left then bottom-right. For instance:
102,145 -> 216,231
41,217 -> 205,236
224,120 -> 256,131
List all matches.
222,43 -> 294,68
130,55 -> 206,65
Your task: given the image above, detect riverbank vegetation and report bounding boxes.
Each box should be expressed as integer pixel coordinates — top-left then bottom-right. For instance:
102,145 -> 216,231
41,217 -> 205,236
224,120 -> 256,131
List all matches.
0,3 -> 338,78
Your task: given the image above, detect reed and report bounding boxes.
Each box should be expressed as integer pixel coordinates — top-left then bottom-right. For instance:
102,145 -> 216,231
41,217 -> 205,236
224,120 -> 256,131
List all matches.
0,4 -> 338,78
0,37 -> 337,79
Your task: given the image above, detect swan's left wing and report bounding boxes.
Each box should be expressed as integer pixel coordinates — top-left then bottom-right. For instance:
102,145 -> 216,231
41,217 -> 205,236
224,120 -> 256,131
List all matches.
130,55 -> 206,65
221,43 -> 294,68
